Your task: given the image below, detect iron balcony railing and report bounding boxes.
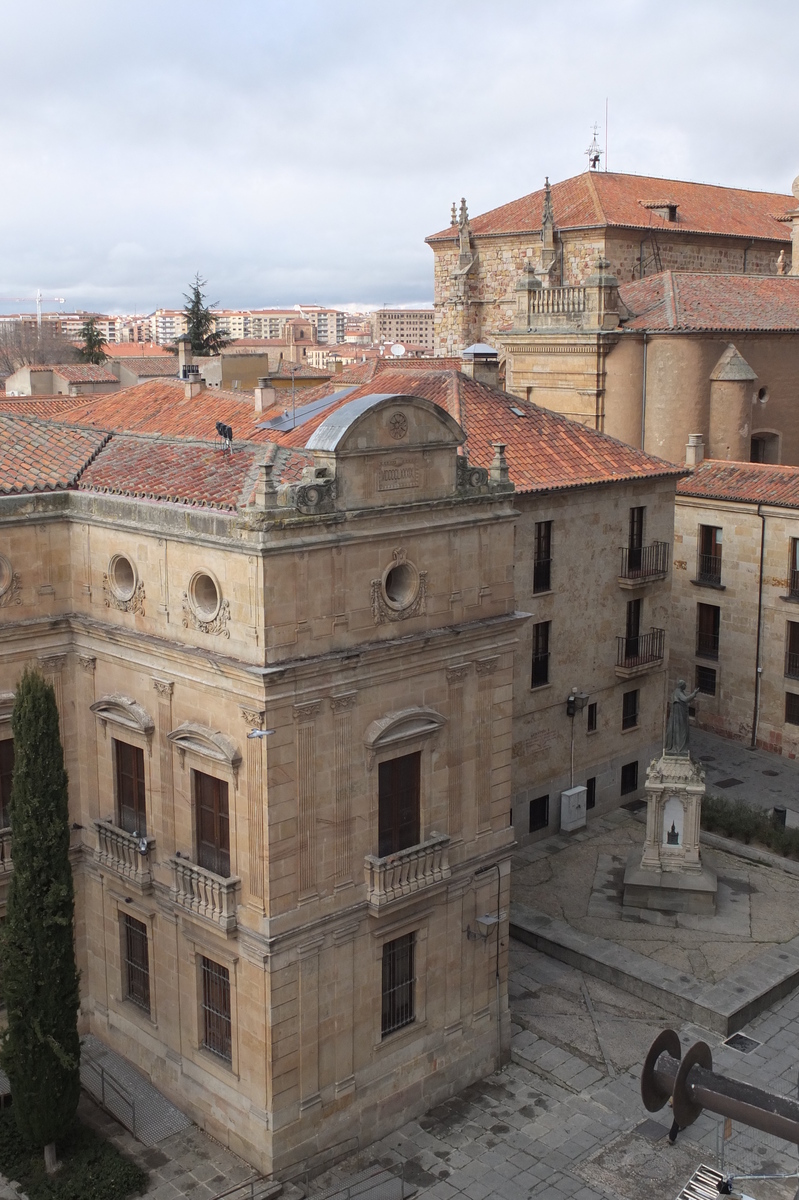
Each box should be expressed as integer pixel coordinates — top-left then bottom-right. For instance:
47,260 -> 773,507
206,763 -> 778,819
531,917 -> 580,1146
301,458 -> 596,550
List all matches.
531,651 -> 549,688
619,541 -> 670,580
0,827 -> 12,875
786,650 -> 799,679
616,627 -> 665,669
365,832 -> 450,912
790,568 -> 799,598
533,558 -> 552,593
696,631 -> 720,660
170,857 -> 240,932
697,552 -> 722,585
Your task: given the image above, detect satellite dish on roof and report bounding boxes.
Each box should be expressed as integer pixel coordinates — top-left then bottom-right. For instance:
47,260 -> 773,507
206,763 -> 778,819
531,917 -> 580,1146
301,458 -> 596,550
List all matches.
390,343 -> 406,357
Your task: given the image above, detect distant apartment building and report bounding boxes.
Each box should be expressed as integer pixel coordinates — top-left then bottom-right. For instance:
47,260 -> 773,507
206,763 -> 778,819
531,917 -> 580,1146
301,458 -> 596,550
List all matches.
297,306 -> 347,345
372,309 -> 434,349
59,312 -> 117,344
151,309 -> 189,345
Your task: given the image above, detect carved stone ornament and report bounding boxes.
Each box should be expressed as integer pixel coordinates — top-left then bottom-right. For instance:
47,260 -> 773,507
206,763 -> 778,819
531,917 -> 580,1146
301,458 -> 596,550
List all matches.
293,700 -> 322,723
78,655 -> 97,673
167,721 -> 241,777
371,548 -> 427,625
456,456 -> 489,493
294,479 -> 336,515
389,411 -> 408,440
152,678 -> 174,698
364,706 -> 446,769
103,574 -> 145,615
90,694 -> 155,737
330,692 -> 357,713
446,663 -> 471,684
475,656 -> 499,677
0,556 -> 21,608
182,592 -> 230,638
241,708 -> 265,730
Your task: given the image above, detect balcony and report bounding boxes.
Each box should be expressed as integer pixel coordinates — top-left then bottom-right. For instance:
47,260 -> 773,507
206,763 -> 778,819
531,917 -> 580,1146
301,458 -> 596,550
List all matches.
788,569 -> 799,600
170,857 -> 240,933
694,553 -> 723,587
618,541 -> 670,587
615,627 -> 666,678
94,820 -> 154,891
365,832 -> 451,913
529,286 -> 586,316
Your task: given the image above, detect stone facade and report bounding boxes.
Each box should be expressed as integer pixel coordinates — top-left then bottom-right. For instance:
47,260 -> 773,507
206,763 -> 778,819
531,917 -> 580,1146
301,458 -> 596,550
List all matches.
671,462 -> 799,754
511,478 -> 676,836
0,395 -> 522,1178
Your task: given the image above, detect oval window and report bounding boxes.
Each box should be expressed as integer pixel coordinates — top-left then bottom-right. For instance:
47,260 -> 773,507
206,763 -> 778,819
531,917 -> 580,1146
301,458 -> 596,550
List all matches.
189,572 -> 221,621
0,556 -> 12,597
108,555 -> 136,602
383,560 -> 418,610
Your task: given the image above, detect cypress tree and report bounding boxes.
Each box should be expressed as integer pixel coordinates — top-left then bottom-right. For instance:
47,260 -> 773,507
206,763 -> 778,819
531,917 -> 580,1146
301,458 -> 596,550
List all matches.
183,274 -> 230,357
0,669 -> 80,1171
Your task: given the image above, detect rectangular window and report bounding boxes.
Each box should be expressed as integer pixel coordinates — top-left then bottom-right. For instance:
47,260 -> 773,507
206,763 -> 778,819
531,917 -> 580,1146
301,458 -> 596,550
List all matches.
622,689 -> 639,731
695,665 -> 717,696
620,761 -> 639,795
787,622 -> 799,679
586,777 -> 596,810
531,621 -> 550,688
378,752 -> 421,857
624,598 -> 642,660
200,956 -> 232,1062
587,702 -> 597,733
790,540 -> 799,598
628,507 -> 645,572
195,772 -> 230,877
698,525 -> 723,584
114,740 -> 146,835
529,794 -> 549,833
533,521 -> 552,593
696,603 -> 720,660
381,933 -> 415,1037
122,914 -> 150,1014
0,740 -> 13,830
787,693 -> 799,726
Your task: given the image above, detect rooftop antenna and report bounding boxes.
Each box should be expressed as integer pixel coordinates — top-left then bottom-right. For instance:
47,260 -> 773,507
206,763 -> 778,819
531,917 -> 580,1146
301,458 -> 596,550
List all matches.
586,123 -> 602,171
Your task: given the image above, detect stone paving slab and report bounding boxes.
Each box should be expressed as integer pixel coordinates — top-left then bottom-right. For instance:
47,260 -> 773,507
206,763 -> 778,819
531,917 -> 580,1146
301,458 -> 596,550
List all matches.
510,900 -> 799,1035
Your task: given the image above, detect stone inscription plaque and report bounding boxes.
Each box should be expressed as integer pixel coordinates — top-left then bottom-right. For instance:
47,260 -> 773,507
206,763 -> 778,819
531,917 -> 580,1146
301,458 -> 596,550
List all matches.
377,460 -> 419,492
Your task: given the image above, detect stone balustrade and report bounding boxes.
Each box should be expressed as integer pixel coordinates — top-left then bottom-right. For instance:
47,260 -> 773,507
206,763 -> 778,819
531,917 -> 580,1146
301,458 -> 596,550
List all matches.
529,286 -> 586,315
365,833 -> 451,912
94,819 -> 154,890
170,857 -> 240,932
0,827 -> 12,875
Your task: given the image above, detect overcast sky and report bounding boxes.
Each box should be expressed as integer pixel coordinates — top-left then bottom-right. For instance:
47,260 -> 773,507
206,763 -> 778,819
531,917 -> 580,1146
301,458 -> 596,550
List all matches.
1,0 -> 796,316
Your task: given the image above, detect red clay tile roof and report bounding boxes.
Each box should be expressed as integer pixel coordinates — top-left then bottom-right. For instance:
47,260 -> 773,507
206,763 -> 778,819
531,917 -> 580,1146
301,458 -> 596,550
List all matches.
119,357 -> 178,377
620,272 -> 799,331
51,363 -> 118,383
0,415 -> 111,494
0,397 -> 89,418
106,342 -> 172,358
427,171 -> 793,244
52,368 -> 683,500
677,460 -> 799,508
265,370 -> 684,494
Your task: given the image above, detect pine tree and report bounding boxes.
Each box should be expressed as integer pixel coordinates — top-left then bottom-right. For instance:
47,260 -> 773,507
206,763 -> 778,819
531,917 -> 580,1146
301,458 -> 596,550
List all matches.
183,274 -> 230,356
76,317 -> 108,364
0,670 -> 80,1172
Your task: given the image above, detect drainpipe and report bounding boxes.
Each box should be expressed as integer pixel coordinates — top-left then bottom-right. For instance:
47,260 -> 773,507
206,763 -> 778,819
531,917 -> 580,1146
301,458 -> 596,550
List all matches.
640,333 -> 648,451
751,503 -> 766,749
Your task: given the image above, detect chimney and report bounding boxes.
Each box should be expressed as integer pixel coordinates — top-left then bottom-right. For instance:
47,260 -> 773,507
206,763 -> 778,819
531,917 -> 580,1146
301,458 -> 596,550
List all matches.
254,377 -> 277,415
685,433 -> 705,467
177,334 -> 193,376
253,460 -> 277,507
490,442 -> 510,487
184,376 -> 203,399
462,343 -> 500,388
334,360 -> 343,375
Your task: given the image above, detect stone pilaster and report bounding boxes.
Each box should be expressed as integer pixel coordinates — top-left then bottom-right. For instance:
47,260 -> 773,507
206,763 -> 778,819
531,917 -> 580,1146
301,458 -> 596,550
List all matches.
241,707 -> 267,911
446,664 -> 470,839
475,657 -> 498,833
152,678 -> 175,853
331,693 -> 356,887
297,937 -> 324,1111
294,701 -> 322,898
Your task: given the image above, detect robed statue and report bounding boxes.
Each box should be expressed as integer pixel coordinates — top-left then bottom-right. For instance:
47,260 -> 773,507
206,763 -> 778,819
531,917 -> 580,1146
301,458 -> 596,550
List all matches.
665,680 -> 700,755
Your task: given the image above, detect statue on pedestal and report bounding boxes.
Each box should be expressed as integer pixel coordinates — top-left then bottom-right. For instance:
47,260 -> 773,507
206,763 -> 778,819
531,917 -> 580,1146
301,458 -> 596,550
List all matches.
665,680 -> 700,756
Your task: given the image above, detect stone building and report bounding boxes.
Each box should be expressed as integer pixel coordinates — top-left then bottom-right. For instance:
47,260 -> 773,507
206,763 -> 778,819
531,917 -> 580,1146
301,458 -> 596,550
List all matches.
0,392 -> 522,1177
427,172 -> 794,356
4,362 -> 120,397
671,453 -> 799,755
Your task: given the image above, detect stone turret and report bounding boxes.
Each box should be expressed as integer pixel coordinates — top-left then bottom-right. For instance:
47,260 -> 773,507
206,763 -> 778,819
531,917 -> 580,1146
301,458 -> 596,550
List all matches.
708,343 -> 756,461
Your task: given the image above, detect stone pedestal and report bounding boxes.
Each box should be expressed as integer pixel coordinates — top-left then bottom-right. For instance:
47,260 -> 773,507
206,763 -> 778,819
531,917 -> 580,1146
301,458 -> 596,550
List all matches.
623,753 -> 717,915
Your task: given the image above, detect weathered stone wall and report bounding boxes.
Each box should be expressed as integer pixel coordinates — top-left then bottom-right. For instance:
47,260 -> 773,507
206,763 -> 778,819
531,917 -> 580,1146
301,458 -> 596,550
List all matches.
511,477 -> 677,839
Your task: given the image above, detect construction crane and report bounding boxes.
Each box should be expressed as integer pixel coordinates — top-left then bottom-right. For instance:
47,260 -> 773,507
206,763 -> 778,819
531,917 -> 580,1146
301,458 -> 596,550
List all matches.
0,290 -> 66,327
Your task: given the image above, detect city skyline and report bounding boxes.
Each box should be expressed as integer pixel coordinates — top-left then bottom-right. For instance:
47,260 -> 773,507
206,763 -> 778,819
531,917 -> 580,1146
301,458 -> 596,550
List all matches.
1,0 -> 796,315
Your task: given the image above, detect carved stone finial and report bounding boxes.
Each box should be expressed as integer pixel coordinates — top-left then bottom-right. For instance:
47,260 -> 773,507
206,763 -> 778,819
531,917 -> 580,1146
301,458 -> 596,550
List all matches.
542,176 -> 554,230
489,442 -> 510,488
459,197 -> 469,227
777,249 -> 787,275
451,201 -> 457,227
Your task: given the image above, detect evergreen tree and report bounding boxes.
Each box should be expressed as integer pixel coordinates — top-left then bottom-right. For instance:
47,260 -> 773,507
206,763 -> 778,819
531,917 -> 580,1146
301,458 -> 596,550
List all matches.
76,317 -> 108,364
1,670 -> 80,1172
183,273 -> 230,356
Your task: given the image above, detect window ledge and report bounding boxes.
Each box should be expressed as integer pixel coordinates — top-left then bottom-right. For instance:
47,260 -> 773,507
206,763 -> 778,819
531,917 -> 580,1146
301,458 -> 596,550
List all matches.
780,594 -> 799,604
375,1018 -> 427,1052
615,660 -> 664,680
690,579 -> 726,591
531,589 -> 554,599
621,724 -> 640,735
529,682 -> 553,694
617,573 -> 668,590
